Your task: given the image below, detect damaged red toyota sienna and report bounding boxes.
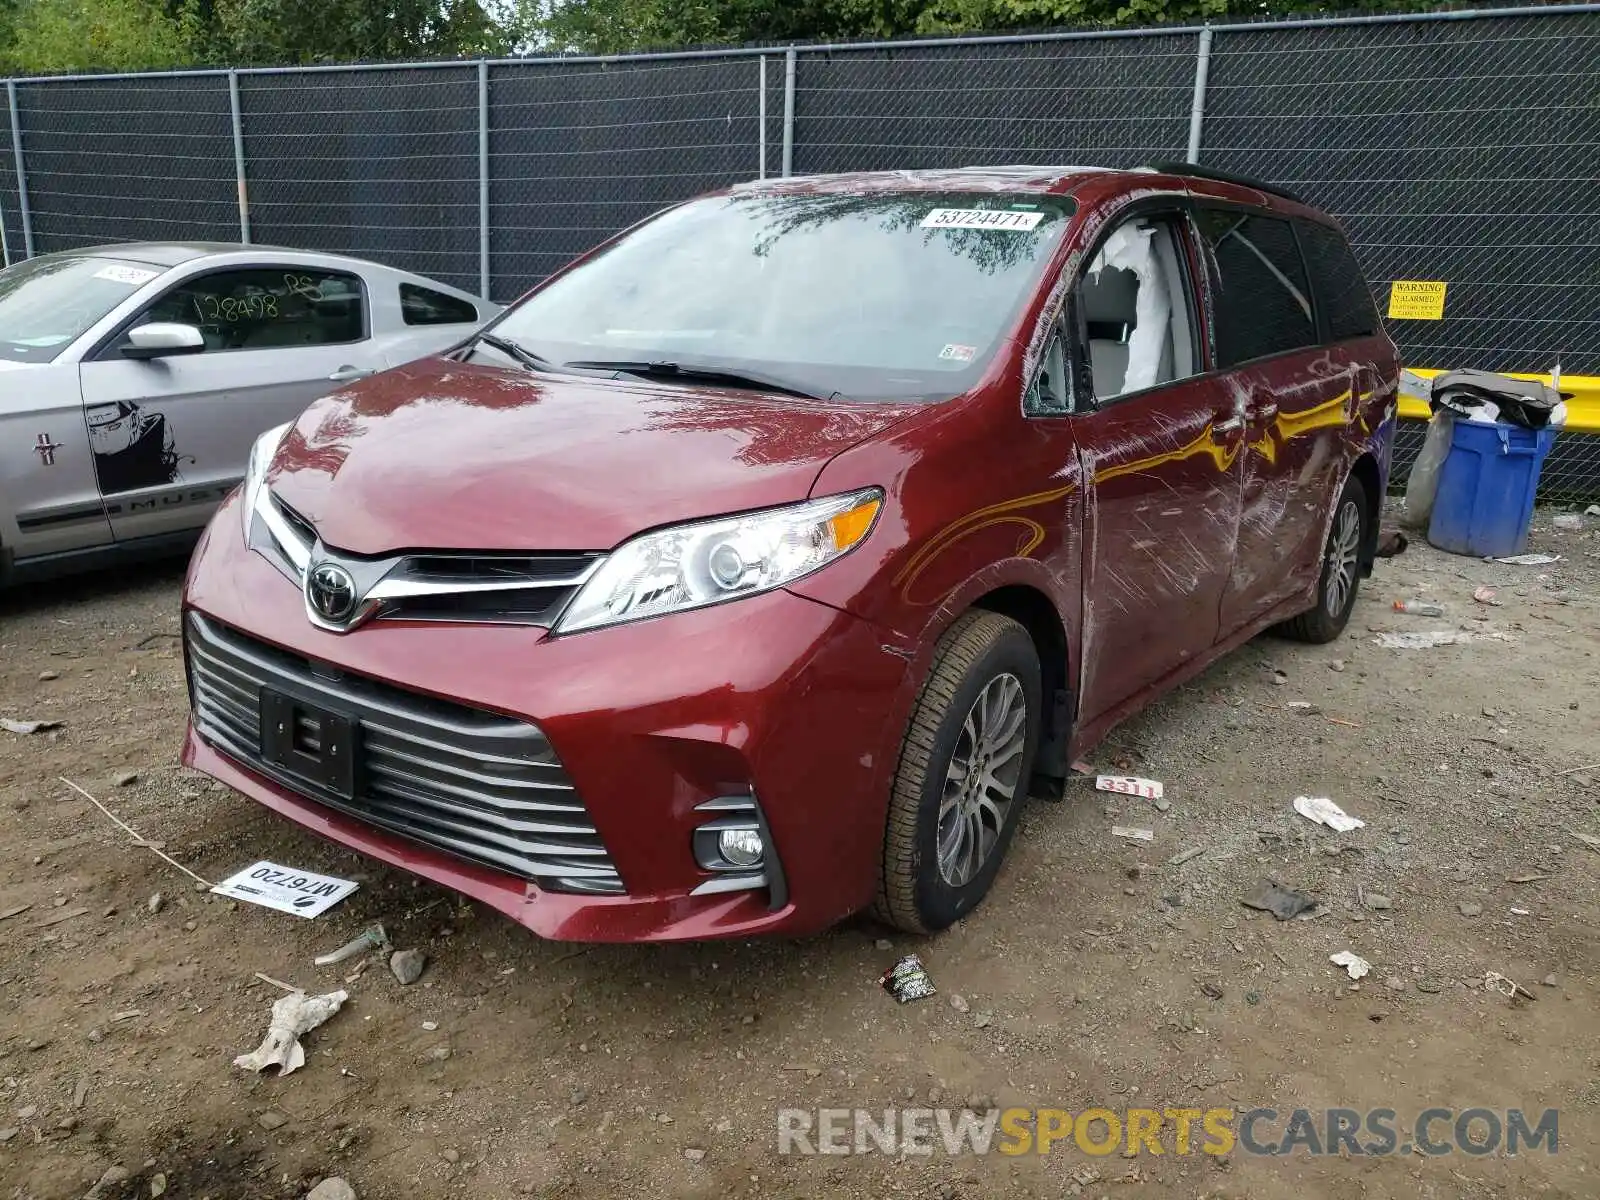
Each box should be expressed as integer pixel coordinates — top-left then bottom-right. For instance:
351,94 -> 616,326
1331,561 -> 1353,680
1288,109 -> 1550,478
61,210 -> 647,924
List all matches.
182,163 -> 1400,941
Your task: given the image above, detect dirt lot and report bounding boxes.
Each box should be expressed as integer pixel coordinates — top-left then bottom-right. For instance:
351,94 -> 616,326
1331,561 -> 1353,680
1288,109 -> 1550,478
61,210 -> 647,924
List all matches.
2,517 -> 1598,1200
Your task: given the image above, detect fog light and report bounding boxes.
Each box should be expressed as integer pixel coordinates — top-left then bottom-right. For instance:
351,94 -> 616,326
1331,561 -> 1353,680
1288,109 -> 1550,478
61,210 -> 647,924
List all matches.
718,828 -> 764,868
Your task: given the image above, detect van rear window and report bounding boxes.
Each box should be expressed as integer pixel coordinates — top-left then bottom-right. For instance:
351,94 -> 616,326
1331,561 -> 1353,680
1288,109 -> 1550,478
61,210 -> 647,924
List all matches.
1196,209 -> 1317,367
1296,220 -> 1380,342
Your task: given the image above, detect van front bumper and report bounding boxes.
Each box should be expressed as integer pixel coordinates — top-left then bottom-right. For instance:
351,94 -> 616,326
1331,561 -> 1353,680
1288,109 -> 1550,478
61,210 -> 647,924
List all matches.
181,492 -> 914,942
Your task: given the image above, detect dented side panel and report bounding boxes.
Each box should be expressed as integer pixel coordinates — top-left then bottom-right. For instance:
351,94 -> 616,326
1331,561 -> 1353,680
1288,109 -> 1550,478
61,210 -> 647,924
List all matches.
1069,377 -> 1242,726
1219,349 -> 1354,632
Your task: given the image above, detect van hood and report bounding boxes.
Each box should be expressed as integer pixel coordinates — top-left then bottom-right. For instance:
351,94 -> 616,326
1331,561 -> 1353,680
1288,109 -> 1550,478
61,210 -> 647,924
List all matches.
268,357 -> 922,555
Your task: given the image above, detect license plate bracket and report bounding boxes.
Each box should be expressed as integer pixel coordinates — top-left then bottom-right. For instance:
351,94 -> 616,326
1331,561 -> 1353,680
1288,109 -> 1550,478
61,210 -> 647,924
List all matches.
260,688 -> 357,800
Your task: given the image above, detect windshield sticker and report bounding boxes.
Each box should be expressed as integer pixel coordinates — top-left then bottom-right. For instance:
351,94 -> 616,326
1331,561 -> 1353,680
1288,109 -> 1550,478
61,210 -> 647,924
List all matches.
92,265 -> 160,287
939,343 -> 977,363
921,208 -> 1045,232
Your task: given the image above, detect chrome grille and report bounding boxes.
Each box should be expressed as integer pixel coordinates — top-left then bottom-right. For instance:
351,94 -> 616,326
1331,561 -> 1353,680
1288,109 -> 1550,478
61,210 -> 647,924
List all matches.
252,490 -> 602,628
185,612 -> 623,894
398,554 -> 599,586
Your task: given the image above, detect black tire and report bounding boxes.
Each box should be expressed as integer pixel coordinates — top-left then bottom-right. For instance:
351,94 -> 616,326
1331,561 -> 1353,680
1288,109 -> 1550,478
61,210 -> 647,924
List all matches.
874,611 -> 1042,934
1277,475 -> 1371,644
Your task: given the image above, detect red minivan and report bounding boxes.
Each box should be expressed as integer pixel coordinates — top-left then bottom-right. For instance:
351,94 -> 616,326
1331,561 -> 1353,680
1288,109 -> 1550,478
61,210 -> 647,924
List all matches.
181,164 -> 1400,941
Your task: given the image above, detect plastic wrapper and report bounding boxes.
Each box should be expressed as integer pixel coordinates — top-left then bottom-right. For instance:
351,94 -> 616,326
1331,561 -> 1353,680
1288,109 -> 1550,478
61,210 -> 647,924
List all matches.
1401,409 -> 1454,530
879,955 -> 936,1003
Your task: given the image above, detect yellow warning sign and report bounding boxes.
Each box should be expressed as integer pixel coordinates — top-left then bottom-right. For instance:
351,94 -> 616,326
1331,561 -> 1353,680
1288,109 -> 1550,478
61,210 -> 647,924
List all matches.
1388,280 -> 1448,320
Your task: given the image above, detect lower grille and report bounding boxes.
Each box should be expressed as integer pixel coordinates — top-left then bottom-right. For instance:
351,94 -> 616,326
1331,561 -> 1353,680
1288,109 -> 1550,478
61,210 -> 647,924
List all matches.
185,613 -> 623,894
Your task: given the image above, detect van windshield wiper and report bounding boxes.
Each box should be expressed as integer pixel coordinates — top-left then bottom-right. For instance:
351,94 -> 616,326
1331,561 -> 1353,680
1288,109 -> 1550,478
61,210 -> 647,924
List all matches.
562,358 -> 835,402
472,332 -> 556,373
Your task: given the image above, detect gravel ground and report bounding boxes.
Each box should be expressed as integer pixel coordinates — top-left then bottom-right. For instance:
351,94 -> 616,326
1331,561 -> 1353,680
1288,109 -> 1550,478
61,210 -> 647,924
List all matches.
1,514 -> 1598,1200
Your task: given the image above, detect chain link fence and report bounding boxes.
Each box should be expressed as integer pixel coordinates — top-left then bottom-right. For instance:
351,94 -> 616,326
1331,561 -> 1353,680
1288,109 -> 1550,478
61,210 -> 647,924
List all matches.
3,5 -> 1598,498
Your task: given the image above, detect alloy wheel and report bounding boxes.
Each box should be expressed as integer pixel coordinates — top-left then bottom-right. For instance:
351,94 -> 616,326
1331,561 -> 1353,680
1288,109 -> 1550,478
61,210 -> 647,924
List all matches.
1324,497 -> 1362,617
936,672 -> 1028,887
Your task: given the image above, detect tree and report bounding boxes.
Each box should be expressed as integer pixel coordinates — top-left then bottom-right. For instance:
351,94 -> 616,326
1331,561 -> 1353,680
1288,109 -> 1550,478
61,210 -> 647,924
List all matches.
525,0 -> 1420,52
211,0 -> 511,64
0,0 -> 201,74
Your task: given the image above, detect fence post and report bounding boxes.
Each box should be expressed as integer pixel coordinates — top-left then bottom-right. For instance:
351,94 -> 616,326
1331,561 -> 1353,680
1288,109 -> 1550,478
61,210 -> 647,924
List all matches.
6,80 -> 33,258
781,49 -> 797,178
1186,26 -> 1214,164
478,60 -> 490,302
758,55 -> 768,180
228,70 -> 251,243
0,156 -> 10,268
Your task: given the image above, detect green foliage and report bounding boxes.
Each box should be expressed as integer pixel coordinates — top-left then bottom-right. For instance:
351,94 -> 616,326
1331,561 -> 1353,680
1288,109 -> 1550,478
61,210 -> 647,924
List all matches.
0,0 -> 511,74
526,0 -> 1421,52
1,0 -> 201,74
212,0 -> 510,65
0,0 -> 1445,75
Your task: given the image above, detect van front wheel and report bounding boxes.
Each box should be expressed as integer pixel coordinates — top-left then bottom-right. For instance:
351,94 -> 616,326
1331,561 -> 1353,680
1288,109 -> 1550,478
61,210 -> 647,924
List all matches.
874,611 -> 1041,934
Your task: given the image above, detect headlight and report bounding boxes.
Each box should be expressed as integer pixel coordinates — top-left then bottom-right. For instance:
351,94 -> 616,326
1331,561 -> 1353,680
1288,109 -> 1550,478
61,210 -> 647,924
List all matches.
241,420 -> 293,537
554,488 -> 883,634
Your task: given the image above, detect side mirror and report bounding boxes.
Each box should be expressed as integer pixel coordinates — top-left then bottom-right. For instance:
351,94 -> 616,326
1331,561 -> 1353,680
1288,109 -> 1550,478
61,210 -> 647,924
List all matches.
122,322 -> 206,360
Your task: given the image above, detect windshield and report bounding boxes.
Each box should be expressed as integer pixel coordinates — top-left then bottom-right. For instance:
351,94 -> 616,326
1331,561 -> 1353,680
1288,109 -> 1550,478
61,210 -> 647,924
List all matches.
0,254 -> 165,365
490,191 -> 1075,402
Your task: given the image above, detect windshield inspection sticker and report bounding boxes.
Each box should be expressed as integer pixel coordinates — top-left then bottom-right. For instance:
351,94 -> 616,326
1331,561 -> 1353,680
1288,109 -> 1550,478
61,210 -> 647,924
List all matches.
211,860 -> 359,919
92,265 -> 160,287
939,343 -> 977,362
921,208 -> 1044,232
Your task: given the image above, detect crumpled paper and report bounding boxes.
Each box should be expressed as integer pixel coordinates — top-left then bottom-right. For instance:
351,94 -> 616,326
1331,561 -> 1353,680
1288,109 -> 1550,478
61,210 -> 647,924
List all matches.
1330,951 -> 1371,980
1293,795 -> 1365,833
234,989 -> 348,1076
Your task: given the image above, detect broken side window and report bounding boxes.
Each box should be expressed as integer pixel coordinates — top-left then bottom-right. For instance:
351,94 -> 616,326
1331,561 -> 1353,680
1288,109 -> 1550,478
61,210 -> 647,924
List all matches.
1078,217 -> 1198,401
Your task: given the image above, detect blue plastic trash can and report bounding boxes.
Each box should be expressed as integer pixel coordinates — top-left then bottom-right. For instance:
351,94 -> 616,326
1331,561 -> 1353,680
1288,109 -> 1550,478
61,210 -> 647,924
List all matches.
1426,420 -> 1558,558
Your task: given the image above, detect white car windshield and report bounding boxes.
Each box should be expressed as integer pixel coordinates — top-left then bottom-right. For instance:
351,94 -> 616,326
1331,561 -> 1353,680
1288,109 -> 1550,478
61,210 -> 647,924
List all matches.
491,191 -> 1075,402
0,254 -> 163,365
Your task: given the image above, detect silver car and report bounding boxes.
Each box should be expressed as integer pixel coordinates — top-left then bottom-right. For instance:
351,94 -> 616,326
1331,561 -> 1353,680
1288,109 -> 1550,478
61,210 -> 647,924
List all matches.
0,243 -> 498,584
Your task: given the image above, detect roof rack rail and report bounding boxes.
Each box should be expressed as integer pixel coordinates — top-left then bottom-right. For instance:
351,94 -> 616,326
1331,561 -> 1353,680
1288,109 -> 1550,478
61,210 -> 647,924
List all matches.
1142,161 -> 1306,206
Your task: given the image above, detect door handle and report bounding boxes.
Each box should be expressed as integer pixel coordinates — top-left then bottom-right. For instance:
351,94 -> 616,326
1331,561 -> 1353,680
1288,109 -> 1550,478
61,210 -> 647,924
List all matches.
328,366 -> 375,382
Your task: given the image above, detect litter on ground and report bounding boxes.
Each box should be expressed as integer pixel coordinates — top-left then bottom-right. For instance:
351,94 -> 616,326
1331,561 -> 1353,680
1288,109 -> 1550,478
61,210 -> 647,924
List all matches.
234,989 -> 349,1076
879,955 -> 936,1004
1372,629 -> 1513,649
1,718 -> 62,735
1095,775 -> 1164,800
1484,971 -> 1537,1001
1240,879 -> 1316,921
1330,951 -> 1371,980
212,861 -> 359,919
1293,796 -> 1365,832
314,924 -> 390,967
1111,825 -> 1155,841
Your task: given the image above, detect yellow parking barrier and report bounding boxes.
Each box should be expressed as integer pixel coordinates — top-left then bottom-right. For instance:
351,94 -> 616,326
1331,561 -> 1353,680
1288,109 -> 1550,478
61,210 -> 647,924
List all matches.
1398,368 -> 1600,435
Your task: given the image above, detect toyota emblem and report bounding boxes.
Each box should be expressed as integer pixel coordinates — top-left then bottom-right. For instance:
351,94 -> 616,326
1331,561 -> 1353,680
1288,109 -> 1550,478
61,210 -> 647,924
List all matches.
307,561 -> 358,624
